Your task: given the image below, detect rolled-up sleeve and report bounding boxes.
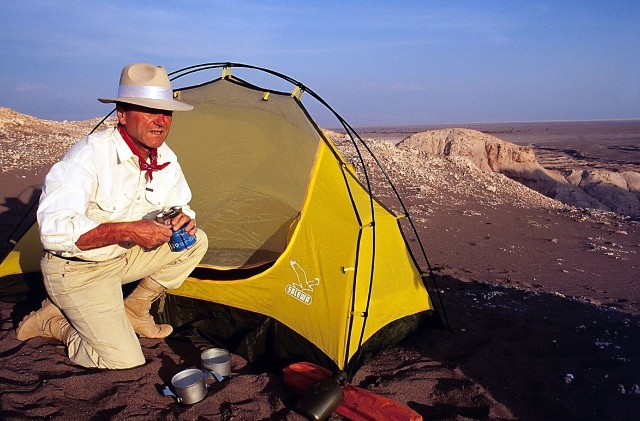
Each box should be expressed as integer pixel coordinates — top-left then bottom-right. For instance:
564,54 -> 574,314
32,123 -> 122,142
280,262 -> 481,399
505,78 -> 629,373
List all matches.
37,146 -> 100,254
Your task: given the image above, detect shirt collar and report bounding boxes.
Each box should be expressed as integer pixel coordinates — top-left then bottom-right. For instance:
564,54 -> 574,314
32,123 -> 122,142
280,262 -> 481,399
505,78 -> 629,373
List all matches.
113,127 -> 136,166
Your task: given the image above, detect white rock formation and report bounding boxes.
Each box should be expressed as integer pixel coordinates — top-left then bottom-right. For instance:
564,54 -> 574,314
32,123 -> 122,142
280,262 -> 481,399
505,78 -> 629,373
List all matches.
398,128 -> 640,217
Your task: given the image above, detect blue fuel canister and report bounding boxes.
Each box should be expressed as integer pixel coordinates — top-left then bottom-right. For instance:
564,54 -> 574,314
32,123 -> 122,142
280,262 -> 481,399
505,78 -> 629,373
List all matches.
157,206 -> 197,252
169,226 -> 197,252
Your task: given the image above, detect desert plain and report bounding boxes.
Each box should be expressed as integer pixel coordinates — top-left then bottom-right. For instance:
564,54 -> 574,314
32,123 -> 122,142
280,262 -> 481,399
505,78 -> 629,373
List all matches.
1,109 -> 639,420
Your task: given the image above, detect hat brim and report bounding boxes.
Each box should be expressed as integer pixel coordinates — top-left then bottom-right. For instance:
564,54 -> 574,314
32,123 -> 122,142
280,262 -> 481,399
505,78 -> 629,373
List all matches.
98,97 -> 193,112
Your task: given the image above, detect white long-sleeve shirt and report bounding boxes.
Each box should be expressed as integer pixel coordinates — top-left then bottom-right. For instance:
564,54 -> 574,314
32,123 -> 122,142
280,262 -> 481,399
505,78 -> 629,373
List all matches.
37,127 -> 194,261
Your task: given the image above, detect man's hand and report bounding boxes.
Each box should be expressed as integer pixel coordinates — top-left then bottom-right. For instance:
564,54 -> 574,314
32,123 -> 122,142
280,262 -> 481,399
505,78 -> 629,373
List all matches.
163,211 -> 197,237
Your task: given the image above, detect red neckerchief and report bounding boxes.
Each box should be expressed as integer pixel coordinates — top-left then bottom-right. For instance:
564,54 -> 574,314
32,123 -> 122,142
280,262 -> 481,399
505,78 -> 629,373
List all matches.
117,124 -> 170,181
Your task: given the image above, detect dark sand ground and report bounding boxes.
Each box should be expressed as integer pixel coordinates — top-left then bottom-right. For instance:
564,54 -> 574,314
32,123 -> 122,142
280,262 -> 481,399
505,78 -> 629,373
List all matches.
1,120 -> 640,420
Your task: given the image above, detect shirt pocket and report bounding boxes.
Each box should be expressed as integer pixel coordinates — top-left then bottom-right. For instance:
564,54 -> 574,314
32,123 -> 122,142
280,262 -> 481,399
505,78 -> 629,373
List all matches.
145,187 -> 168,208
88,194 -> 118,223
95,195 -> 116,213
92,190 -> 135,222
144,171 -> 176,208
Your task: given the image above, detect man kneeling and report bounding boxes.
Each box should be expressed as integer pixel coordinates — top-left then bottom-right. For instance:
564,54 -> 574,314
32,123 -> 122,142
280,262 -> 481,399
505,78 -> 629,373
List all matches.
16,63 -> 208,369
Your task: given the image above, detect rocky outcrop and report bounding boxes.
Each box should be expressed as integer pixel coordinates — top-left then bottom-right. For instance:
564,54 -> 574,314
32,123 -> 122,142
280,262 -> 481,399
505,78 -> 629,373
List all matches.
329,130 -> 565,212
398,128 -> 538,173
398,128 -> 640,217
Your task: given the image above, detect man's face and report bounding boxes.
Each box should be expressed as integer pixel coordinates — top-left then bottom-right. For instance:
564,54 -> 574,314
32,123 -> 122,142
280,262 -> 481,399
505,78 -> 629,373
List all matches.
117,104 -> 173,153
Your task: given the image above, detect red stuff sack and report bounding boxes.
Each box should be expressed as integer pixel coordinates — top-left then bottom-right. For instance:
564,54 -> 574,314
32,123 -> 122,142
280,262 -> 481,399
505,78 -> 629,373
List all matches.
283,362 -> 422,421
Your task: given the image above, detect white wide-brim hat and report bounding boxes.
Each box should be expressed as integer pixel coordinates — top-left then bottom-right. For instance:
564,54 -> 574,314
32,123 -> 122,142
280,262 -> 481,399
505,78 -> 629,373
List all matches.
99,63 -> 193,111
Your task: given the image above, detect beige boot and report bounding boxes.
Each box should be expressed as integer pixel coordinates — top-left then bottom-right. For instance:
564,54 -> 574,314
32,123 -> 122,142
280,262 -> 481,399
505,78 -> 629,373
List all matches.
16,299 -> 69,341
124,277 -> 173,339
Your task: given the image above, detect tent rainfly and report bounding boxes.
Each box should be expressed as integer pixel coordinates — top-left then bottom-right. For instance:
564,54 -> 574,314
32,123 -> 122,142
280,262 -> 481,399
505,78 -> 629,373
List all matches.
0,63 -> 443,379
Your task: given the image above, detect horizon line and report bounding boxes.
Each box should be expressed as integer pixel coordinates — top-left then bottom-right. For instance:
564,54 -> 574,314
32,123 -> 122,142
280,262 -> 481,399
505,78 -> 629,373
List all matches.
346,118 -> 640,130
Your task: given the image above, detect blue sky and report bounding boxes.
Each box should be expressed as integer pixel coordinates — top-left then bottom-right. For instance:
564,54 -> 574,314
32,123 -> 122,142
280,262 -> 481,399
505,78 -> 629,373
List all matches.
0,1 -> 638,126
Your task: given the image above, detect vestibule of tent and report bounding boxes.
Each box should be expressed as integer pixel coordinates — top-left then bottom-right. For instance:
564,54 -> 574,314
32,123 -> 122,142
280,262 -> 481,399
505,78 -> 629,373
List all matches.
0,64 -> 435,376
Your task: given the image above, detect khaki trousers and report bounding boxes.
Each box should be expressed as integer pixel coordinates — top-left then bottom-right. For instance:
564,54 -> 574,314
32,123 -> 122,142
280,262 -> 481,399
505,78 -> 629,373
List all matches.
41,231 -> 208,369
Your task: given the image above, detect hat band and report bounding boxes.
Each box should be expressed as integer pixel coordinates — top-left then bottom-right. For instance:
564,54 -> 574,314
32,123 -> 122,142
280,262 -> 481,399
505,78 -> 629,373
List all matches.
117,84 -> 173,101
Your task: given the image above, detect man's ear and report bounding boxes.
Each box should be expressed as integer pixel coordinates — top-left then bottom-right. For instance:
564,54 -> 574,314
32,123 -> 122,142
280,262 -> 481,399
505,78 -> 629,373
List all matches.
116,107 -> 126,125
